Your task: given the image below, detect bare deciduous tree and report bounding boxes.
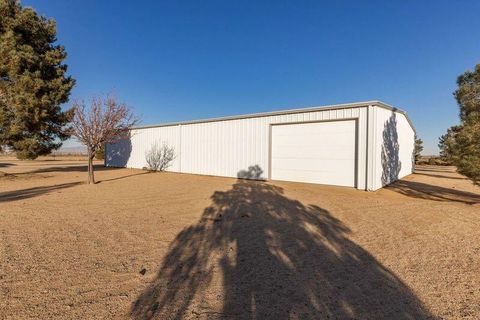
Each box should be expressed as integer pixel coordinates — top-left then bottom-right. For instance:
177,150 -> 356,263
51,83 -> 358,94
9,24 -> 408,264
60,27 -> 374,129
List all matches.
145,142 -> 175,171
71,96 -> 138,184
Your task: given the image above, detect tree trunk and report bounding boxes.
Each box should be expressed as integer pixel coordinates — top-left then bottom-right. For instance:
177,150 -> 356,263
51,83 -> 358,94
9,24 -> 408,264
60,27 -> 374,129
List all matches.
87,149 -> 95,184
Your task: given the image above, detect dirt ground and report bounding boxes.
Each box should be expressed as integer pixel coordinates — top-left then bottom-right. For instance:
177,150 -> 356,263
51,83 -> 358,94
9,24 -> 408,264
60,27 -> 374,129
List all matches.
0,159 -> 479,319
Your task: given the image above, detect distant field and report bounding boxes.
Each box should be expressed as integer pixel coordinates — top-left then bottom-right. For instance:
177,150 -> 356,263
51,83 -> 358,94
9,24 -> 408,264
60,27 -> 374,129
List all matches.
0,153 -> 90,162
416,155 -> 450,166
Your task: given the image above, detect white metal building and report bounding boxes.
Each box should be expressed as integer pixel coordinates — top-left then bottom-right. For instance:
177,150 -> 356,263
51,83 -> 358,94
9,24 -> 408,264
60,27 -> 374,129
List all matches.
105,101 -> 415,191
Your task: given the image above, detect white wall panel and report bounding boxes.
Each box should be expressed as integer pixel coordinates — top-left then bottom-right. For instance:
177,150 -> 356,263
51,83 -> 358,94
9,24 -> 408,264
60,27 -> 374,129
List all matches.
369,108 -> 415,190
105,104 -> 411,190
271,120 -> 357,187
106,125 -> 181,171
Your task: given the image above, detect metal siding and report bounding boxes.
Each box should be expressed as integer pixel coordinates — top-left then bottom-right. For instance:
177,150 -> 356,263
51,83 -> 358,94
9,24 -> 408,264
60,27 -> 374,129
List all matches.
128,125 -> 181,171
356,107 -> 367,190
370,106 -> 415,190
106,106 -> 369,189
396,113 -> 415,178
271,120 -> 357,187
365,105 -> 375,190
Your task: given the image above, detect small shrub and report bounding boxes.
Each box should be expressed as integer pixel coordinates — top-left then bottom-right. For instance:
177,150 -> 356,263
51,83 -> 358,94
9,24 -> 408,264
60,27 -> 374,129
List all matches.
95,145 -> 105,160
145,142 -> 175,171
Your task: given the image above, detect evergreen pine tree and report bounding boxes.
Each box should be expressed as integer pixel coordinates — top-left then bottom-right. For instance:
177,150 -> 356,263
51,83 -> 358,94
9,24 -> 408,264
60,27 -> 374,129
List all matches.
0,0 -> 75,159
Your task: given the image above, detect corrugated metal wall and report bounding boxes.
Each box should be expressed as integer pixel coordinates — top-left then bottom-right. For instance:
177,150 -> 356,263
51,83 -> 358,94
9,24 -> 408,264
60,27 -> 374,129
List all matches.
106,125 -> 181,171
106,106 -> 370,189
369,107 -> 415,190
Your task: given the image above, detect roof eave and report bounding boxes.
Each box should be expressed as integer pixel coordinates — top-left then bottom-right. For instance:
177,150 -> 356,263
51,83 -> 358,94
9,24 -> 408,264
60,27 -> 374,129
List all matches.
131,100 -> 415,133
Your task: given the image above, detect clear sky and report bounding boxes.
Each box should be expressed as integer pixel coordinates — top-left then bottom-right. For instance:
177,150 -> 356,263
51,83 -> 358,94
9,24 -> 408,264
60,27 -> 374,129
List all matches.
23,0 -> 480,154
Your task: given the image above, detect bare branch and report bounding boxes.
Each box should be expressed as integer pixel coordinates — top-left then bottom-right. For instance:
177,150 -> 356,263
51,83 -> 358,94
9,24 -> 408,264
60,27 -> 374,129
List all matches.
70,95 -> 139,184
145,142 -> 176,172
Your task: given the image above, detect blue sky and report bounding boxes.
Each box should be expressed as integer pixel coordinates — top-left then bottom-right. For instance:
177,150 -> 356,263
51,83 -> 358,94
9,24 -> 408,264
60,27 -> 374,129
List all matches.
24,0 -> 480,154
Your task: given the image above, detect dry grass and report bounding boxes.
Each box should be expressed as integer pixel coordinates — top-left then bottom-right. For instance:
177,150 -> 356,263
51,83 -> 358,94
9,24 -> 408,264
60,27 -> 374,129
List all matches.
0,161 -> 479,319
0,154 -> 89,162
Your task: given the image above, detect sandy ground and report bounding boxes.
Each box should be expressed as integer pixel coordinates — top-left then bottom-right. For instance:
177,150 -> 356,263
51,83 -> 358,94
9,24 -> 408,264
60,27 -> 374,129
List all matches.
0,160 -> 479,319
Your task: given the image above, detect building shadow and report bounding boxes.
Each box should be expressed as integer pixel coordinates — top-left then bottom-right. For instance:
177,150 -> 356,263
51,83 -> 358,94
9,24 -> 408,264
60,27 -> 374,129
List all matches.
130,170 -> 432,319
386,179 -> 480,205
0,182 -> 82,203
381,113 -> 402,186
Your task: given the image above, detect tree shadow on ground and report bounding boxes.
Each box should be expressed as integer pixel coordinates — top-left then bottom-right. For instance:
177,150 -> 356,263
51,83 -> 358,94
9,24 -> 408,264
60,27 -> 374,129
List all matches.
0,163 -> 15,168
8,164 -> 112,176
414,166 -> 465,181
28,164 -> 110,174
3,163 -> 145,185
0,182 -> 82,203
414,172 -> 467,181
414,166 -> 456,173
386,179 -> 480,205
131,175 -> 432,319
97,171 -> 149,183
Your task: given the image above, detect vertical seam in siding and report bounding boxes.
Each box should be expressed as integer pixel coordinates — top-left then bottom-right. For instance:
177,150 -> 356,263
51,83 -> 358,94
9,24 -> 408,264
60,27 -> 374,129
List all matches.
178,124 -> 182,172
365,105 -> 370,190
268,123 -> 272,179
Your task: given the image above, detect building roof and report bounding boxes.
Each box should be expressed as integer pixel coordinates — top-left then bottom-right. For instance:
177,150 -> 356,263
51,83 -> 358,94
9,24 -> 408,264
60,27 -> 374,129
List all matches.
132,100 -> 415,132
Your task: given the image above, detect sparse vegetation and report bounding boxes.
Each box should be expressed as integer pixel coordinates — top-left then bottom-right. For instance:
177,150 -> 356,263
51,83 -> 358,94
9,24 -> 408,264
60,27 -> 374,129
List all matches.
416,155 -> 450,166
145,142 -> 175,171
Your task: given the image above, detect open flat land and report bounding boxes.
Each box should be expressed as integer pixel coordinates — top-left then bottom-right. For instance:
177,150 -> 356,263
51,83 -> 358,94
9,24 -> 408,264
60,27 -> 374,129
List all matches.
0,159 -> 479,319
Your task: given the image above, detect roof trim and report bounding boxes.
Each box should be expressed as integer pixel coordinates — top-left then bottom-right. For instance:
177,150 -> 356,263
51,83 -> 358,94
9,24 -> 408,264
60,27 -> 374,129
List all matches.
374,101 -> 416,134
132,100 -> 415,133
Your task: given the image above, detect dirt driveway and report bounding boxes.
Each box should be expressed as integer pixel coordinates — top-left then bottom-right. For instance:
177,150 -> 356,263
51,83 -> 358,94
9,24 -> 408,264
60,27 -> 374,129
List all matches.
0,160 -> 479,319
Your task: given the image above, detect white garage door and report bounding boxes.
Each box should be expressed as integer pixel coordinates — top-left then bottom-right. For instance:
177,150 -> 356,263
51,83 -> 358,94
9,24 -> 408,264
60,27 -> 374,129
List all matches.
271,120 -> 356,187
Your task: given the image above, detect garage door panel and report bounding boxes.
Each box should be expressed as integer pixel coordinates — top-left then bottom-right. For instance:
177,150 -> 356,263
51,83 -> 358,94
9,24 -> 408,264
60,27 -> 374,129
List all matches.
272,132 -> 349,144
271,120 -> 356,187
272,169 -> 354,187
273,158 -> 354,171
273,125 -> 353,135
272,145 -> 354,159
